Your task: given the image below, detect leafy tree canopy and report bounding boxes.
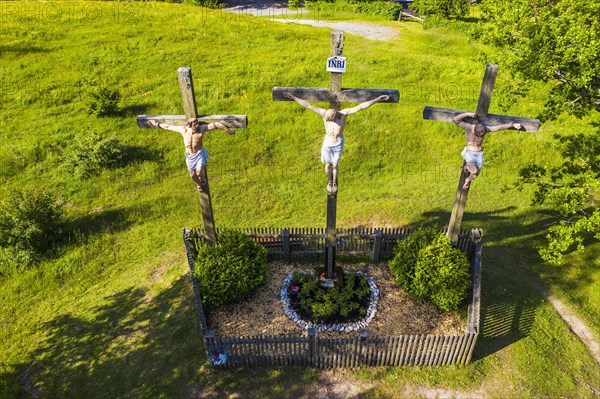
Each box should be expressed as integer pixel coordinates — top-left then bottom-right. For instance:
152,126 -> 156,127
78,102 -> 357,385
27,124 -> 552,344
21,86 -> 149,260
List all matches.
477,0 -> 600,264
477,0 -> 600,120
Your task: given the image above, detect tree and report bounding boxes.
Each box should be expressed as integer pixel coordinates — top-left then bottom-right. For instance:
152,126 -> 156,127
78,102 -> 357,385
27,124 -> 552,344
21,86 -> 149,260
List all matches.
478,0 -> 600,264
478,0 -> 600,119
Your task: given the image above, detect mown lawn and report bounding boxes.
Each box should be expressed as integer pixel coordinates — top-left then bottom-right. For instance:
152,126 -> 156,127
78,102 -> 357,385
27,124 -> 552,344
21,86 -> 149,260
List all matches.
0,2 -> 598,398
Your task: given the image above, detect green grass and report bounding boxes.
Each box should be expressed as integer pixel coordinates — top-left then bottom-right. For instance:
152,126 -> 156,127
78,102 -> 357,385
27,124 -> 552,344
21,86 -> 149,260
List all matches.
1,2 -> 599,398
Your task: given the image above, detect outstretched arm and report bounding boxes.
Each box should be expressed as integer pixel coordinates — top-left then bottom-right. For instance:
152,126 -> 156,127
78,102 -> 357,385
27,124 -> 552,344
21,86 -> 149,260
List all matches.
284,92 -> 327,117
148,120 -> 185,135
341,95 -> 390,115
201,122 -> 235,135
487,121 -> 522,132
453,112 -> 476,124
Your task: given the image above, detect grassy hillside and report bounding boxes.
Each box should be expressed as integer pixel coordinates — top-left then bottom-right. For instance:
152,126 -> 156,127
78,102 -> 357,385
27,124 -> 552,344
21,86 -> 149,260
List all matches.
1,2 -> 598,398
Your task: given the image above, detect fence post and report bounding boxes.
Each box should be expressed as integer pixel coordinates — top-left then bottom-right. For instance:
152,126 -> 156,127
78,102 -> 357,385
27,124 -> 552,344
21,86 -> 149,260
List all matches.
308,328 -> 317,367
372,230 -> 383,263
359,329 -> 369,366
204,330 -> 217,366
282,228 -> 291,262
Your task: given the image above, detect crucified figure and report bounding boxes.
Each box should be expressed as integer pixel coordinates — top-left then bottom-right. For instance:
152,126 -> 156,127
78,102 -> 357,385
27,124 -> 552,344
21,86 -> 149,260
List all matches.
453,112 -> 522,189
284,92 -> 389,194
148,118 -> 235,192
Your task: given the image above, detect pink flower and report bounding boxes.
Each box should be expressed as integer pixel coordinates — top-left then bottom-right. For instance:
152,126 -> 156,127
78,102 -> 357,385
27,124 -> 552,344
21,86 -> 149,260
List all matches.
291,285 -> 300,292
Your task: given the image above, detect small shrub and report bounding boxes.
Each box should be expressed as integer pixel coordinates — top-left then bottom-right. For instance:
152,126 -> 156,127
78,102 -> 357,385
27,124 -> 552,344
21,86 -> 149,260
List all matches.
389,228 -> 471,311
63,130 -> 125,178
183,0 -> 221,8
289,271 -> 371,323
88,85 -> 121,117
0,187 -> 64,275
194,230 -> 268,305
411,0 -> 469,19
288,0 -> 301,9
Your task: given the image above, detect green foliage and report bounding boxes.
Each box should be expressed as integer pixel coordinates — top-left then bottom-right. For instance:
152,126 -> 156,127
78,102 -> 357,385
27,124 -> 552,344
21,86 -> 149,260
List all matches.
288,0 -> 301,9
348,0 -> 403,20
477,0 -> 600,119
289,271 -> 371,323
411,0 -> 469,19
183,0 -> 221,7
62,130 -> 126,179
194,230 -> 268,305
0,188 -> 64,275
515,131 -> 600,264
479,0 -> 600,263
88,85 -> 121,117
390,228 -> 471,311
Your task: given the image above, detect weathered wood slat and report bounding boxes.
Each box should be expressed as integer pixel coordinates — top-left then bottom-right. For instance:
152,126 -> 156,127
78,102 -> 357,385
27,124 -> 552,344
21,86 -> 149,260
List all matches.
136,114 -> 248,129
272,87 -> 400,103
475,63 -> 498,117
422,106 -> 540,132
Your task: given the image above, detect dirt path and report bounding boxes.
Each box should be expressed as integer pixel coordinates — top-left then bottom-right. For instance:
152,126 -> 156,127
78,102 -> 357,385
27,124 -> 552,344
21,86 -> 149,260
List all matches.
546,294 -> 600,365
271,19 -> 399,41
224,0 -> 399,41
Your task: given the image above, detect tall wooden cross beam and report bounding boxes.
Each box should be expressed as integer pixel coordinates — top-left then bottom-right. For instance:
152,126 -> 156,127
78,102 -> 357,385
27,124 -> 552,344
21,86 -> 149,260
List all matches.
137,67 -> 248,245
272,30 -> 399,279
423,64 -> 540,245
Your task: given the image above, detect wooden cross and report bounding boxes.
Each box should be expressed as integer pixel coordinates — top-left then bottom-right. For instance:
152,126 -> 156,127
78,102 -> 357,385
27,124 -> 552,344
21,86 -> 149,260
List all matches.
423,64 -> 540,245
272,30 -> 399,279
137,67 -> 248,245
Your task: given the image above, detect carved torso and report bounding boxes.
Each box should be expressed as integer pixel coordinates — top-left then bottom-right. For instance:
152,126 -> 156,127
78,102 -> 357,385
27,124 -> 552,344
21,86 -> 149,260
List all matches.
463,123 -> 486,151
183,127 -> 204,155
323,113 -> 347,143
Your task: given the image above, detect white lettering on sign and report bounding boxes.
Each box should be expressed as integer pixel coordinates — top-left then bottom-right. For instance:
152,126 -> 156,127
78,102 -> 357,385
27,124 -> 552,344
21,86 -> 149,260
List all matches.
326,56 -> 347,73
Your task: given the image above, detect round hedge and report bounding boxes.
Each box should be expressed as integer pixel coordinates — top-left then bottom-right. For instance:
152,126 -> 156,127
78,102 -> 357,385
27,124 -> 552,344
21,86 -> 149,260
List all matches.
194,229 -> 268,305
389,228 -> 471,311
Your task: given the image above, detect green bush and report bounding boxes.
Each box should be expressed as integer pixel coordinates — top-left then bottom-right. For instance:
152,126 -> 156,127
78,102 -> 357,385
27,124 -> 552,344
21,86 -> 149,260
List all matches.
348,0 -> 403,20
88,85 -> 121,117
289,271 -> 371,323
63,130 -> 125,179
0,187 -> 64,275
389,228 -> 471,311
194,230 -> 268,305
411,0 -> 469,19
288,0 -> 301,9
183,0 -> 221,8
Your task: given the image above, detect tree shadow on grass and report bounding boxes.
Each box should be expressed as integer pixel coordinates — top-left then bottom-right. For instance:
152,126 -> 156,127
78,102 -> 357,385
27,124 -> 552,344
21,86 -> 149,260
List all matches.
4,276 -> 321,398
118,103 -> 156,118
63,206 -> 146,239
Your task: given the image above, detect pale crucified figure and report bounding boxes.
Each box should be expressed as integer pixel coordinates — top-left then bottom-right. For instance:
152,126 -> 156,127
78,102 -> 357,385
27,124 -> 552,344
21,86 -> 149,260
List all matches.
453,112 -> 522,189
284,92 -> 390,194
148,118 -> 235,192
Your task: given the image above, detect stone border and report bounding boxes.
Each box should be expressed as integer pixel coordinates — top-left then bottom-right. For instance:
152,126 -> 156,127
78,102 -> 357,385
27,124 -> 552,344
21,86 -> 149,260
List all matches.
280,271 -> 380,333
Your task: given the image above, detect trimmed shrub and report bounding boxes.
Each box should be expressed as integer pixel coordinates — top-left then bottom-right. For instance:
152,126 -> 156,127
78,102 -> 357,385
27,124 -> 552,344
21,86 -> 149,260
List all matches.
390,228 -> 471,311
63,130 -> 125,179
194,230 -> 268,305
0,187 -> 64,275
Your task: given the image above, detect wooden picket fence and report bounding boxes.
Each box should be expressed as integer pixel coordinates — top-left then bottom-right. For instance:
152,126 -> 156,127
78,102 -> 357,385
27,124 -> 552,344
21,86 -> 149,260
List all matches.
183,227 -> 483,368
185,226 -> 475,263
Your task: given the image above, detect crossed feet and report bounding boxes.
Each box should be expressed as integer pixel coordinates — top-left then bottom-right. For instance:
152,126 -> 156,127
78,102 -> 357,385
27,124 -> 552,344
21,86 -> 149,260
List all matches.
327,182 -> 338,195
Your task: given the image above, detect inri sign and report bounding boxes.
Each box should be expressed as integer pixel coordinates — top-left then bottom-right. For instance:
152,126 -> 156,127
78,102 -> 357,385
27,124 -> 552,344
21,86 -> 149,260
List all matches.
326,56 -> 347,73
